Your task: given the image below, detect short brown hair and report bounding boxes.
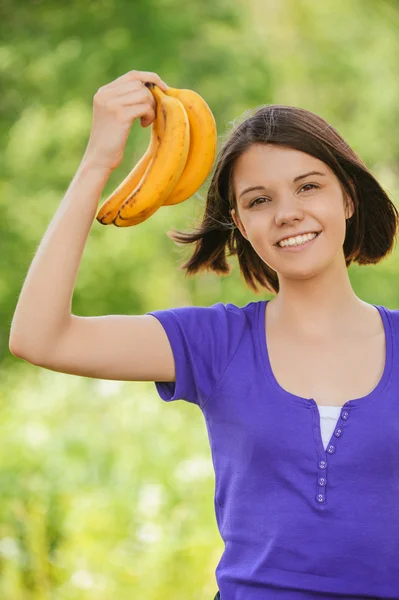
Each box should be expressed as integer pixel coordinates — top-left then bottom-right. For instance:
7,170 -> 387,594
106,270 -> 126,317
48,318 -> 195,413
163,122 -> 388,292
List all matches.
166,104 -> 399,295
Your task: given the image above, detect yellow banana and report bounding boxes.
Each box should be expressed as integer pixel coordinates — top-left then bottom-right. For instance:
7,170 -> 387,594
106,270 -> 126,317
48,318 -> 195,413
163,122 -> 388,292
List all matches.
110,126 -> 163,227
96,120 -> 158,225
160,87 -> 217,206
112,84 -> 190,226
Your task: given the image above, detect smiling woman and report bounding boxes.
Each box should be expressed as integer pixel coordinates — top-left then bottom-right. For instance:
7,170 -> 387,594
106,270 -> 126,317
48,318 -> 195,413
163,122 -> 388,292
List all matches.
165,104 -> 399,295
227,141 -> 363,289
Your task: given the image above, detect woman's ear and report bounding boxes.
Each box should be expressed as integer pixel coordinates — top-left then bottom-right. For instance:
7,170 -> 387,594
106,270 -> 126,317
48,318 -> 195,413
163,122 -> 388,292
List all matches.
345,182 -> 356,220
230,208 -> 249,240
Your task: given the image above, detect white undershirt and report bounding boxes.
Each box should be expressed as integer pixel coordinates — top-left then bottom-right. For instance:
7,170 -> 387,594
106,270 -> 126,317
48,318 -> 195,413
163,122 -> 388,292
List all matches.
317,406 -> 342,450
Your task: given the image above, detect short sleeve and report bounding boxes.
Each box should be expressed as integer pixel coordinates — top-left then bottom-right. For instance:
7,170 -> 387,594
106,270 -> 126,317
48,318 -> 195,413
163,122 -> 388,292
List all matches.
145,302 -> 246,409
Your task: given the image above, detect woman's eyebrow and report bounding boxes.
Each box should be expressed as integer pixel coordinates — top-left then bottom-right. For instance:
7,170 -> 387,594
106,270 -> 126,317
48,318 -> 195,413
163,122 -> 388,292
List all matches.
238,170 -> 327,199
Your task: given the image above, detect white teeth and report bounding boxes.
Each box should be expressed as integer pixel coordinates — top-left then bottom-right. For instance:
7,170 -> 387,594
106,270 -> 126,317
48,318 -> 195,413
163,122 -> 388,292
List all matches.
278,232 -> 318,247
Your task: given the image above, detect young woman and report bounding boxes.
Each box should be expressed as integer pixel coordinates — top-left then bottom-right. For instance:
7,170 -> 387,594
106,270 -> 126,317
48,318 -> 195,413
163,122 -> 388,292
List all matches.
9,69 -> 399,600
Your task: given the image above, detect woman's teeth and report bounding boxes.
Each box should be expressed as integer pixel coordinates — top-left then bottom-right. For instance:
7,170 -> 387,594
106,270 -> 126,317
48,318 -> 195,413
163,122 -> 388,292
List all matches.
278,232 -> 318,248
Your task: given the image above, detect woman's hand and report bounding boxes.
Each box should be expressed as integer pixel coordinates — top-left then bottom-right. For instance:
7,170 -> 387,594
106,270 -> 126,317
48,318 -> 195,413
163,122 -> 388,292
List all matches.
82,69 -> 169,172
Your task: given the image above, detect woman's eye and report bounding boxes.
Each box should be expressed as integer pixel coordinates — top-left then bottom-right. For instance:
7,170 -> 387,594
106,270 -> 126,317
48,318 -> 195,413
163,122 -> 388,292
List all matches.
249,184 -> 318,208
301,183 -> 319,192
249,197 -> 267,208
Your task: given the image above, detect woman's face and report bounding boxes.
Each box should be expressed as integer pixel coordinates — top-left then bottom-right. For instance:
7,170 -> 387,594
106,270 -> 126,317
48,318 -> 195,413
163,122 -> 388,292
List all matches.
230,143 -> 355,281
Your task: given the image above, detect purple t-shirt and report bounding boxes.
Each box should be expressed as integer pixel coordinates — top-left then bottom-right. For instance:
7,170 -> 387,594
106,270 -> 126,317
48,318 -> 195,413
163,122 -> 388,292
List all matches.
146,299 -> 399,599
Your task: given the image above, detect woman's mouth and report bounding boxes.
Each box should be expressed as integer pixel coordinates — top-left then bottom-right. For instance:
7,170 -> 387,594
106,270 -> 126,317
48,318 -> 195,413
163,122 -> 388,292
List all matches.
275,231 -> 322,252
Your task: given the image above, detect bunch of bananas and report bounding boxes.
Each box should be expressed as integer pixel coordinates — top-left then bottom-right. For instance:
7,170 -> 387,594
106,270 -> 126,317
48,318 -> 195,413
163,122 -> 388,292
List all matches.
96,83 -> 217,227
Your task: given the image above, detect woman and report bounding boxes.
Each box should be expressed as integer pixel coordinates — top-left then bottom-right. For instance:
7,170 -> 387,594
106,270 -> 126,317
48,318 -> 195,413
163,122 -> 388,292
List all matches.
9,69 -> 399,599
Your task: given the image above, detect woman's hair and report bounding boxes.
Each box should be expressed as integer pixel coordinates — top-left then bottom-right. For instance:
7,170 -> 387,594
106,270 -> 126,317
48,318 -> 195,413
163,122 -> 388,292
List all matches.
166,104 -> 399,295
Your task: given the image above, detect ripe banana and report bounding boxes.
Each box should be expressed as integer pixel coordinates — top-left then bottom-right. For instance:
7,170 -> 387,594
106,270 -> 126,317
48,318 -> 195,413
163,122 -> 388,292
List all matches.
112,84 -> 190,226
160,87 -> 217,206
96,118 -> 158,225
110,117 -> 165,227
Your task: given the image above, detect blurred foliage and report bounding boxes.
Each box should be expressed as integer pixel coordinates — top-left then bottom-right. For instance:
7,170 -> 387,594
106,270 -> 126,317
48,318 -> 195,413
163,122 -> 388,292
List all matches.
1,0 -> 399,597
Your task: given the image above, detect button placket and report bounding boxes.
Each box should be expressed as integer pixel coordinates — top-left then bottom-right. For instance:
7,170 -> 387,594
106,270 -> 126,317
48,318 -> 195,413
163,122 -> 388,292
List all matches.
313,405 -> 351,507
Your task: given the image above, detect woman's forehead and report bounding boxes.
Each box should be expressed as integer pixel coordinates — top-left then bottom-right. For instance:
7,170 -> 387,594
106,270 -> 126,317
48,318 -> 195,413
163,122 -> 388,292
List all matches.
233,146 -> 333,195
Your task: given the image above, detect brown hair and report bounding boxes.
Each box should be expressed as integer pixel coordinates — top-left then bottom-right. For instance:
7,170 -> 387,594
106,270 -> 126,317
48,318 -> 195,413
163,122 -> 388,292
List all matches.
166,104 -> 399,295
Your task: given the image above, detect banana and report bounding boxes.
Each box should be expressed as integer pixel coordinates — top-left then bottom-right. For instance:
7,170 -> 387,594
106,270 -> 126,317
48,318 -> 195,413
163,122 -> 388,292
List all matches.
96,119 -> 158,225
160,87 -> 217,206
112,84 -> 190,226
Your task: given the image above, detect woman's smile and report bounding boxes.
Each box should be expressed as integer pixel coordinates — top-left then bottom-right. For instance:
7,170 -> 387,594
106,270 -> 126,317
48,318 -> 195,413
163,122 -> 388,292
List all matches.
275,231 -> 322,252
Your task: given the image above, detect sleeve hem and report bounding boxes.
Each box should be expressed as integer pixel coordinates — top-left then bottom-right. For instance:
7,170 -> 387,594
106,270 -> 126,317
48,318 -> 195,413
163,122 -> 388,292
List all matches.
149,313 -> 188,402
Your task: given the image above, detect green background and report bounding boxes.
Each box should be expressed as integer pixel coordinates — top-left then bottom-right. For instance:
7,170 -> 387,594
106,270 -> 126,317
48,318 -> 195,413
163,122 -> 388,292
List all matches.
1,0 -> 399,597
